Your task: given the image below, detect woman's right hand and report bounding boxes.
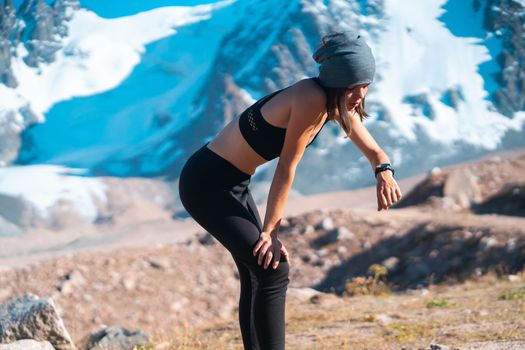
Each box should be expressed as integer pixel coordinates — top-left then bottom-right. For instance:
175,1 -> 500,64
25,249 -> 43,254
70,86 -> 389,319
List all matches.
253,231 -> 289,270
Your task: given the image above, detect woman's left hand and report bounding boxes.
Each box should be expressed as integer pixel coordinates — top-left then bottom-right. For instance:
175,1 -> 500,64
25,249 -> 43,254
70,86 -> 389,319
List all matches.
376,171 -> 402,211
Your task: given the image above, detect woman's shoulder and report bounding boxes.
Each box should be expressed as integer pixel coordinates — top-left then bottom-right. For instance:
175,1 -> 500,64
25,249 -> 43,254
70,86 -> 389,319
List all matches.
288,77 -> 327,107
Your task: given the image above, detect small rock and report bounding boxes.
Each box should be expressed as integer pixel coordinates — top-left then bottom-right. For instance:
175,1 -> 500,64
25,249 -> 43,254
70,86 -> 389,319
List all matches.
287,287 -> 320,303
430,167 -> 441,176
506,238 -> 517,251
170,298 -> 190,312
301,253 -> 316,263
337,246 -> 348,255
376,313 -> 394,325
313,227 -> 353,247
334,226 -> 355,240
58,270 -> 86,295
507,274 -> 521,282
185,238 -> 197,246
148,257 -> 171,270
197,232 -> 216,246
309,294 -> 321,304
308,292 -> 341,306
313,258 -> 326,267
382,256 -> 399,271
121,278 -> 136,291
318,217 -> 334,231
218,304 -> 234,319
109,271 -> 121,283
430,343 -> 450,350
478,309 -> 489,316
301,225 -> 315,235
91,316 -> 103,324
479,236 -> 498,250
441,196 -> 462,211
315,248 -> 329,257
85,326 -> 149,350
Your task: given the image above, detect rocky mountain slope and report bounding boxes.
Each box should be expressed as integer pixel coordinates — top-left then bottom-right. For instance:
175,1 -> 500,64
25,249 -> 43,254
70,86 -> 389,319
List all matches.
0,147 -> 524,349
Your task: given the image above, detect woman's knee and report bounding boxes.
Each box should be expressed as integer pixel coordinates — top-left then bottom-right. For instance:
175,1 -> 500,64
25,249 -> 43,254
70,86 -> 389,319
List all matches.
255,260 -> 290,288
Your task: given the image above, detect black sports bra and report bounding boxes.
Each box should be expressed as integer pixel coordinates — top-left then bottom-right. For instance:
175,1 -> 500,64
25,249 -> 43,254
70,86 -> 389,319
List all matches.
238,77 -> 328,161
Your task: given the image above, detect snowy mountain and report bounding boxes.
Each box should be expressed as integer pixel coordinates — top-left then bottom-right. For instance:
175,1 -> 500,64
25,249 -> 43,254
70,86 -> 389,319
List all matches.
0,0 -> 524,227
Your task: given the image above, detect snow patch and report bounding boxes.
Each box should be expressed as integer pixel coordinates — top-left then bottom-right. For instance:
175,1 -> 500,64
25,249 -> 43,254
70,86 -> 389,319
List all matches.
0,165 -> 107,221
9,0 -> 237,119
369,0 -> 525,149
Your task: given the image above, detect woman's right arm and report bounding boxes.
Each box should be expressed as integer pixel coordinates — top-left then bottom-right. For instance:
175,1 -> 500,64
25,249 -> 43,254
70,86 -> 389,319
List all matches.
262,84 -> 327,235
253,82 -> 327,269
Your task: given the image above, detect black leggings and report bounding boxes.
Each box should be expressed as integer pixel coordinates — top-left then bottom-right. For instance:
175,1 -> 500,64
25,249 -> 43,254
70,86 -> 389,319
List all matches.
178,142 -> 290,350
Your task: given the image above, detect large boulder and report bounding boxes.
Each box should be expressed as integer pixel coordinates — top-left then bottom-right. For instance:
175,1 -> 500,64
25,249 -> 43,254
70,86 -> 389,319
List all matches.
443,167 -> 482,209
0,293 -> 76,350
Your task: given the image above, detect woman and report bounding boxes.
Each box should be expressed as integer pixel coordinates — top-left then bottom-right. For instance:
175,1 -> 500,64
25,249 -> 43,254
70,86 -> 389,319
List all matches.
178,31 -> 402,350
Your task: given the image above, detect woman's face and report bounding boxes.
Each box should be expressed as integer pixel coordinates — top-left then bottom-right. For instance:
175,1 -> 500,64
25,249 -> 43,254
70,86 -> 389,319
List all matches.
345,84 -> 369,110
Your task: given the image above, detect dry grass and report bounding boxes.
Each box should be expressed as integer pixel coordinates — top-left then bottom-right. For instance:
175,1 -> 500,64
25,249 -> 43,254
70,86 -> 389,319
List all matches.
135,268 -> 525,350
344,263 -> 392,297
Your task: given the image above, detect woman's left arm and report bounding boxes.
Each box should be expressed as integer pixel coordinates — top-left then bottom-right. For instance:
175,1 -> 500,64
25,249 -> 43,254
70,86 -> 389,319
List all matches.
346,111 -> 403,211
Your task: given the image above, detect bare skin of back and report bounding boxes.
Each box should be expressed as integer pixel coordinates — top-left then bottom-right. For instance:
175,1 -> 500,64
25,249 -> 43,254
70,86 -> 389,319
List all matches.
206,78 -> 328,176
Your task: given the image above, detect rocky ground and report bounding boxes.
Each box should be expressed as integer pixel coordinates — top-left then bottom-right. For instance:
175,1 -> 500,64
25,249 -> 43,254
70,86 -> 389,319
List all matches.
172,270 -> 525,350
0,147 -> 524,349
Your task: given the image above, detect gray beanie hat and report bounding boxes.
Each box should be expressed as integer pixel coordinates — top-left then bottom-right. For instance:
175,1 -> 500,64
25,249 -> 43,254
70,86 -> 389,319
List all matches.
313,31 -> 375,89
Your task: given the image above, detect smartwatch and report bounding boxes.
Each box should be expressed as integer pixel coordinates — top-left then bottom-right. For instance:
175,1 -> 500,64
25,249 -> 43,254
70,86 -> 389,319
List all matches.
375,163 -> 395,177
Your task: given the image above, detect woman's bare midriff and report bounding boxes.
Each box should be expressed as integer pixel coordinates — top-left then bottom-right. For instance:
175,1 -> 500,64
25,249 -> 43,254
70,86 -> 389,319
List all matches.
206,115 -> 328,176
206,113 -> 269,176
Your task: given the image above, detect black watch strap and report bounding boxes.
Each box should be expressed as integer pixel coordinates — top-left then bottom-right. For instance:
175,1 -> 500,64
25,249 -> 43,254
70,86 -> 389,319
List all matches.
375,163 -> 395,177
